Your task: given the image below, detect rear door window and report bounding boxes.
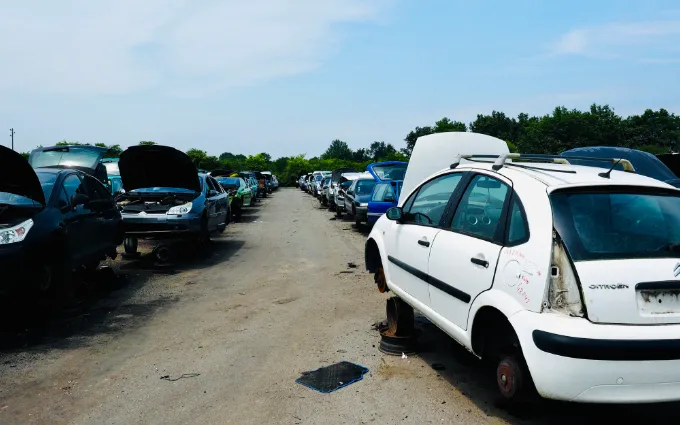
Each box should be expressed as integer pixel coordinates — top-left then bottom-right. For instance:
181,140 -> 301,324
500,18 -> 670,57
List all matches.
551,188 -> 680,260
450,175 -> 510,242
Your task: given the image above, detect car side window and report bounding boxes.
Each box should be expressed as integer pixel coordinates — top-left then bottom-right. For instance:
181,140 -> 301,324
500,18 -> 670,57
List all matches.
506,195 -> 530,246
451,174 -> 510,242
62,174 -> 85,203
403,173 -> 464,226
84,176 -> 112,202
211,178 -> 224,193
56,186 -> 69,209
206,177 -> 216,194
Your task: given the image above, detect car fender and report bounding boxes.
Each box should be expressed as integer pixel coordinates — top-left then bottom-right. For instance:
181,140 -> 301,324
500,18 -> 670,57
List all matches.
466,289 -> 528,338
365,217 -> 393,280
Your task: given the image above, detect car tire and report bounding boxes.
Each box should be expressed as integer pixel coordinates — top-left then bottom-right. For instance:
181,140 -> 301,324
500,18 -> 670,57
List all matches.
123,236 -> 138,256
355,218 -> 362,228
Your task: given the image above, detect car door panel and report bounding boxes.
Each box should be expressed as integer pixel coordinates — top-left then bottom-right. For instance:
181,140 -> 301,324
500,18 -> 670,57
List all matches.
427,173 -> 512,331
60,174 -> 92,263
384,172 -> 467,308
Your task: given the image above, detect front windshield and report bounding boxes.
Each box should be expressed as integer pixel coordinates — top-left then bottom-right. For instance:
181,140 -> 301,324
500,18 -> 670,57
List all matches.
315,175 -> 323,181
216,177 -> 240,188
29,148 -> 101,169
355,179 -> 377,195
551,188 -> 680,260
372,164 -> 407,180
0,172 -> 55,206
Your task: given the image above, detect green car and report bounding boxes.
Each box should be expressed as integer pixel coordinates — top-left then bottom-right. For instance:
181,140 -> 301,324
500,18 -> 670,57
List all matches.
216,176 -> 253,221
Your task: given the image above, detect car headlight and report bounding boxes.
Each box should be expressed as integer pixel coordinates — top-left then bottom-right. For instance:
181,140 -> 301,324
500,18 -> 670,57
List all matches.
359,203 -> 368,207
0,219 -> 34,245
167,202 -> 193,215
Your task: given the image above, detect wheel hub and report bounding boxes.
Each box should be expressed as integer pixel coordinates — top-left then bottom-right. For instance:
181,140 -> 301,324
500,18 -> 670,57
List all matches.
497,359 -> 520,398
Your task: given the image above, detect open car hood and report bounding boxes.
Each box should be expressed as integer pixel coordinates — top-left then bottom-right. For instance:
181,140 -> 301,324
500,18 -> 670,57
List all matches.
656,153 -> 680,178
0,145 -> 45,204
119,145 -> 200,193
211,168 -> 236,178
367,161 -> 407,182
331,167 -> 357,183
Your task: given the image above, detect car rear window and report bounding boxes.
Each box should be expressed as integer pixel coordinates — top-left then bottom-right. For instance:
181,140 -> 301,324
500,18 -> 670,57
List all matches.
551,187 -> 680,261
355,180 -> 377,195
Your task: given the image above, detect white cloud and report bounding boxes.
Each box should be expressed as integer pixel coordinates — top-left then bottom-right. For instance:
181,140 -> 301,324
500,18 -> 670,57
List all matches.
0,0 -> 386,95
551,20 -> 680,61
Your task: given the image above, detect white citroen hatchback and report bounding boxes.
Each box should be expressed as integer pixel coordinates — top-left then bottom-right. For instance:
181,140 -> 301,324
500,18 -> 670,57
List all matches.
365,132 -> 680,403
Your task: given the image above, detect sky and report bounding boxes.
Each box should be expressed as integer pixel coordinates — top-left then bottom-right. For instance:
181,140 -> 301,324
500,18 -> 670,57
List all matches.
2,0 -> 680,158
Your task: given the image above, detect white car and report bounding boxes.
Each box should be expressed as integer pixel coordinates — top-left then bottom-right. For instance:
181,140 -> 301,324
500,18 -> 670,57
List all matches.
365,132 -> 680,404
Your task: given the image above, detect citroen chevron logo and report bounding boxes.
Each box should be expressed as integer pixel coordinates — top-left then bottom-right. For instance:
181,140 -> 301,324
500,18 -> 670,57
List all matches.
674,262 -> 680,278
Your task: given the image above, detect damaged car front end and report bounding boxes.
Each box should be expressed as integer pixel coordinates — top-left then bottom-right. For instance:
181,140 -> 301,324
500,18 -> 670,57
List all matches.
116,145 -> 229,256
1,145 -> 122,297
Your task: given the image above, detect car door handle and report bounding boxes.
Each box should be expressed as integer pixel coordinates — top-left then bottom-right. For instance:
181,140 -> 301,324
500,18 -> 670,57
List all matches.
418,239 -> 430,247
471,257 -> 489,268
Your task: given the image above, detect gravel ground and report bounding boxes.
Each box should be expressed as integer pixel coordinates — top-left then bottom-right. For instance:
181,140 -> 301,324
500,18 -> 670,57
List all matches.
1,188 -> 679,425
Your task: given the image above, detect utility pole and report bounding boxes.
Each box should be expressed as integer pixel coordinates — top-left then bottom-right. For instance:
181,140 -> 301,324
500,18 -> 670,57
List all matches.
9,128 -> 15,151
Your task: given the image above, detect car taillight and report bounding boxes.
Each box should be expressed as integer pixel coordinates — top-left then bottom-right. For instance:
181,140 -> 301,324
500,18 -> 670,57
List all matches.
543,232 -> 585,317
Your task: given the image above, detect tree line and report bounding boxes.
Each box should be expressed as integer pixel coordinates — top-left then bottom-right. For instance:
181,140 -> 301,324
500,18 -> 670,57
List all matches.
17,104 -> 680,186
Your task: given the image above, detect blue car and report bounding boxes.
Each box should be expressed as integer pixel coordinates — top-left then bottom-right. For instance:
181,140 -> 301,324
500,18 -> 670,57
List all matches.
365,161 -> 408,225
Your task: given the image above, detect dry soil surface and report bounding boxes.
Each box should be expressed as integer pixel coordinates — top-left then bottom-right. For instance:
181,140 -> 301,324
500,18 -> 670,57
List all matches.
1,188 -> 679,425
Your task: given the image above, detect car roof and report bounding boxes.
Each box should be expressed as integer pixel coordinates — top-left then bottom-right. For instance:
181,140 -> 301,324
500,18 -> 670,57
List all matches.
441,161 -> 675,191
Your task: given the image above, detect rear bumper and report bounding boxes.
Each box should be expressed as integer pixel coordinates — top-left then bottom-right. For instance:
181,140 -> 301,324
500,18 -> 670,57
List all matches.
511,310 -> 680,403
121,213 -> 202,238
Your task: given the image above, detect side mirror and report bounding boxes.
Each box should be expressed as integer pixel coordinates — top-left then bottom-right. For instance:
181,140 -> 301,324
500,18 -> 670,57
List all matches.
71,193 -> 89,208
384,195 -> 395,203
208,189 -> 218,197
386,206 -> 403,221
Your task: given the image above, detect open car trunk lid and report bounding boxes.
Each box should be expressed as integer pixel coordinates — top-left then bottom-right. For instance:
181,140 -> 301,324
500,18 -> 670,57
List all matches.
119,145 -> 200,193
366,161 -> 407,182
29,145 -> 109,183
551,185 -> 680,325
332,167 -> 357,184
0,145 -> 45,205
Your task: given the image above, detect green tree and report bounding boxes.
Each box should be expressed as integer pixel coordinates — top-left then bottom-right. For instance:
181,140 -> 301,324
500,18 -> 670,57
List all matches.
322,139 -> 354,160
186,148 -> 208,168
369,141 -> 397,161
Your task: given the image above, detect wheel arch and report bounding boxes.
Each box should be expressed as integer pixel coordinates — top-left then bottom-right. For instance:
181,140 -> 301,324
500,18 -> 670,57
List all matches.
364,236 -> 383,273
468,290 -> 527,359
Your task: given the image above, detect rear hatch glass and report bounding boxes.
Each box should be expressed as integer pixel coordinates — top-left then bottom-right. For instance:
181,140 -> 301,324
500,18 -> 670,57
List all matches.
551,186 -> 680,324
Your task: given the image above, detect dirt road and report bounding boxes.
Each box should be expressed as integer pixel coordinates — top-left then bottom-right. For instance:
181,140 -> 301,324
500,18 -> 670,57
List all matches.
1,188 -> 679,424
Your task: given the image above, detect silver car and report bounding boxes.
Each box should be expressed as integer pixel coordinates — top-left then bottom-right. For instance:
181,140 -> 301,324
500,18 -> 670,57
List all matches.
116,145 -> 230,256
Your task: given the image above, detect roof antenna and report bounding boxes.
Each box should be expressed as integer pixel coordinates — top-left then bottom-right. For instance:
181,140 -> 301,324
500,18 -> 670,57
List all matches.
598,149 -> 631,179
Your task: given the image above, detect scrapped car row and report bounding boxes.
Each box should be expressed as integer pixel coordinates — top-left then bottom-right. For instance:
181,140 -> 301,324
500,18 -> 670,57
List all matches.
0,143 -> 279,299
300,133 -> 680,405
298,161 -> 407,228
